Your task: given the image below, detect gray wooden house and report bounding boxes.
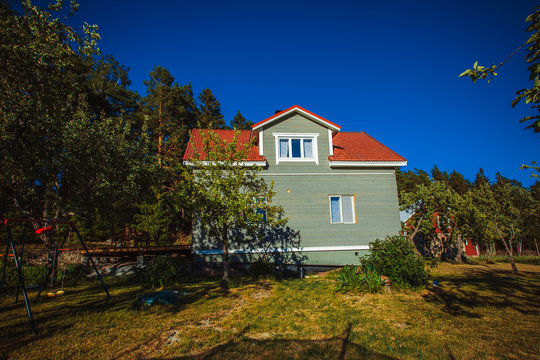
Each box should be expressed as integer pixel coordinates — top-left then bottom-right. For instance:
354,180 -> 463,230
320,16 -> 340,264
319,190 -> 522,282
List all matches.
183,105 -> 406,266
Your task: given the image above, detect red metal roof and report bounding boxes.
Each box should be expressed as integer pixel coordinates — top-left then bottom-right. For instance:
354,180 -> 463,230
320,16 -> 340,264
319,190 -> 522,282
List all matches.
251,105 -> 341,130
183,129 -> 265,162
329,132 -> 406,162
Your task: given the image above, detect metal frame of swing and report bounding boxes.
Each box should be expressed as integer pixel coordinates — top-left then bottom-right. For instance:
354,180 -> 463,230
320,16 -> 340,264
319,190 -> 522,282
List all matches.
0,218 -> 110,335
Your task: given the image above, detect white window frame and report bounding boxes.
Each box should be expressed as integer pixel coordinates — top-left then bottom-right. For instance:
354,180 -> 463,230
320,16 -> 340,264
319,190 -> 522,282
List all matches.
273,133 -> 319,165
329,195 -> 356,224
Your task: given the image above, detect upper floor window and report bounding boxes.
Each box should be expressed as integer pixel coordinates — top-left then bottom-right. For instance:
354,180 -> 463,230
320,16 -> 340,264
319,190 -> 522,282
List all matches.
273,133 -> 319,165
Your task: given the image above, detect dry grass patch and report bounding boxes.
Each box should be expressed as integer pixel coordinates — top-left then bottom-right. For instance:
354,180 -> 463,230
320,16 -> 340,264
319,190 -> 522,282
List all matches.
0,262 -> 539,359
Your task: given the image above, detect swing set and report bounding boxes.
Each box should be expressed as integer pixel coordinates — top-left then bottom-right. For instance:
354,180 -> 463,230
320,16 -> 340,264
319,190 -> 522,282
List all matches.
0,218 -> 110,335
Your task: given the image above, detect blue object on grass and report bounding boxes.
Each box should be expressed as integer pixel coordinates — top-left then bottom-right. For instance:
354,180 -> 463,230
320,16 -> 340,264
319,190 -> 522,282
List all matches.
138,290 -> 179,306
432,280 -> 439,286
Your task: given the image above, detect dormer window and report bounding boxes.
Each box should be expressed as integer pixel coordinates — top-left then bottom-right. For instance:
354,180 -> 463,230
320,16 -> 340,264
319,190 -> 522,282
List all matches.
273,133 -> 319,165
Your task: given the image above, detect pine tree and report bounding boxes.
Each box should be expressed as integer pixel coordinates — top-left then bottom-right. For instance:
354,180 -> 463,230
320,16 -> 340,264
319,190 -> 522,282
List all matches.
474,168 -> 490,187
448,170 -> 471,195
231,111 -> 254,130
431,165 -> 449,182
197,88 -> 225,129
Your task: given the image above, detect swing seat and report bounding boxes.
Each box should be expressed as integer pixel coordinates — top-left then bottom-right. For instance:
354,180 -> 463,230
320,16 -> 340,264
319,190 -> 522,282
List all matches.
35,226 -> 53,234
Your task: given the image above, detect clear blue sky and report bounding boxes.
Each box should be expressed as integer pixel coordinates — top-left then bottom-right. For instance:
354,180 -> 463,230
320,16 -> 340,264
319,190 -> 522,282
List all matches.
64,0 -> 539,186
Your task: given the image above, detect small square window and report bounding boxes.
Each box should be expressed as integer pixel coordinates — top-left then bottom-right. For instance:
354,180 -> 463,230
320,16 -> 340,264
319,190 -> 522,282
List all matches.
329,195 -> 356,224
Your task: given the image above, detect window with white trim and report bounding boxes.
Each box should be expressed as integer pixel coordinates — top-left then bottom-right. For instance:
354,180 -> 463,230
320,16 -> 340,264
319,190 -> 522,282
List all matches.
329,195 -> 356,224
273,133 -> 319,164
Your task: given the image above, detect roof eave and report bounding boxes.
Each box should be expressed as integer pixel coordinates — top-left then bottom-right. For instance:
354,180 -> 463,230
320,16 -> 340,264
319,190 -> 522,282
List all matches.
252,105 -> 341,132
183,160 -> 267,167
329,160 -> 407,167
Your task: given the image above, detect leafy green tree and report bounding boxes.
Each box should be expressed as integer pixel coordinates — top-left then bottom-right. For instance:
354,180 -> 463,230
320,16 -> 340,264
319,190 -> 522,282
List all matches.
459,6 -> 540,132
197,88 -> 225,129
231,111 -> 254,130
0,1 -> 148,276
395,168 -> 430,204
401,179 -> 472,262
86,55 -> 140,118
181,130 -> 287,285
471,183 -> 524,273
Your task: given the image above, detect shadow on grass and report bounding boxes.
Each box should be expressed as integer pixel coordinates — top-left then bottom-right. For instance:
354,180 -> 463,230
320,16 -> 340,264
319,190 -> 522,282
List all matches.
157,322 -> 398,360
423,266 -> 540,318
0,274 -> 274,358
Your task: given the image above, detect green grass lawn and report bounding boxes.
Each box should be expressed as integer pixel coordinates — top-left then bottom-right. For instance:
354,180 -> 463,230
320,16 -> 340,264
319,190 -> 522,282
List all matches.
1,262 -> 539,359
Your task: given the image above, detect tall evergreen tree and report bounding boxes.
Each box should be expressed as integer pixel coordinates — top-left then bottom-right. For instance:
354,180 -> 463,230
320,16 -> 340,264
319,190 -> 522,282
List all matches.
137,67 -> 199,243
231,111 -> 254,130
431,165 -> 449,183
448,170 -> 471,195
474,168 -> 490,187
197,88 -> 225,129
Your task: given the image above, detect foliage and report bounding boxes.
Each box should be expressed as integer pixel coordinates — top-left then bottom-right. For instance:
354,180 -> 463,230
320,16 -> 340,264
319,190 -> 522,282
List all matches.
459,6 -> 540,132
400,178 -> 465,259
334,265 -> 365,293
134,187 -> 172,244
0,259 -> 90,289
360,235 -> 427,288
136,256 -> 187,288
231,111 -> 254,130
0,0 -> 149,234
364,270 -> 384,294
0,260 -> 46,288
334,265 -> 384,294
181,130 -> 287,284
197,88 -> 226,129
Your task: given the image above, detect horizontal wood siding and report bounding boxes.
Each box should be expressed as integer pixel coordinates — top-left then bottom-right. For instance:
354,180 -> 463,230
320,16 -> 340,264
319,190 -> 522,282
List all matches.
193,171 -> 400,266
262,113 -> 331,172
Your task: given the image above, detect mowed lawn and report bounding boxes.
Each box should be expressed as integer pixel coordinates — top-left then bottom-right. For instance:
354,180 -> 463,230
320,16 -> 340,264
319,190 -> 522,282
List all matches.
0,262 -> 539,359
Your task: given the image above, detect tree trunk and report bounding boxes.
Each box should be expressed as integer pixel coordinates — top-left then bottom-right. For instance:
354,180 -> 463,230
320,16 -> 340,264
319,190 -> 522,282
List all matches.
494,222 -> 518,274
534,237 -> 540,257
222,225 -> 230,286
157,99 -> 163,168
407,213 -> 423,257
438,235 -> 445,261
456,233 -> 464,264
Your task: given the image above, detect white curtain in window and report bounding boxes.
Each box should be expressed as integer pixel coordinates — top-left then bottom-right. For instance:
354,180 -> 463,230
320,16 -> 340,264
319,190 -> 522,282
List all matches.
342,196 -> 355,223
330,196 -> 341,223
303,139 -> 312,158
279,139 -> 289,158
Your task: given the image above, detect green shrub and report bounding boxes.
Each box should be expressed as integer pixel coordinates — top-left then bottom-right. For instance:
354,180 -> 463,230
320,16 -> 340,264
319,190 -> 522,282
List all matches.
360,235 -> 427,289
364,270 -> 384,294
335,265 -> 365,293
0,259 -> 47,289
136,256 -> 187,288
334,265 -> 384,294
